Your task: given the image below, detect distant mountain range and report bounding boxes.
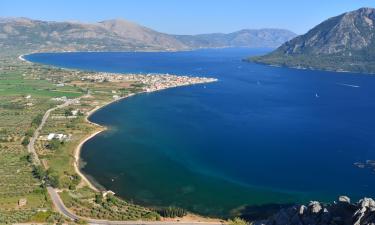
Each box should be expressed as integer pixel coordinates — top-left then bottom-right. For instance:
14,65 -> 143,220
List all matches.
0,17 -> 296,53
251,7 -> 375,74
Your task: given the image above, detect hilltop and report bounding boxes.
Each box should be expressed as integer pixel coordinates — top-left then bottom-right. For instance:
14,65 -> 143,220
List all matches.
250,7 -> 375,74
0,17 -> 295,53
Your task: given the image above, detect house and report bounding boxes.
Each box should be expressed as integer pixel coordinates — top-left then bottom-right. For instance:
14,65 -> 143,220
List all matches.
102,190 -> 116,198
71,110 -> 79,116
18,198 -> 27,207
47,133 -> 68,141
47,133 -> 56,141
51,96 -> 67,102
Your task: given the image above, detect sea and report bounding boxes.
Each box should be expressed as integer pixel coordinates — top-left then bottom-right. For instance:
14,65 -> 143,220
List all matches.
25,48 -> 375,218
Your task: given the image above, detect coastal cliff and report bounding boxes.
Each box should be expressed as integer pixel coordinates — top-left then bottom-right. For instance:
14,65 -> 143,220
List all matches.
253,197 -> 375,225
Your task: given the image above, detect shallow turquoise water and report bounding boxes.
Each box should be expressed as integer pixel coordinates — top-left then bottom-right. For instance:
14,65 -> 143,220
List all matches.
26,48 -> 375,218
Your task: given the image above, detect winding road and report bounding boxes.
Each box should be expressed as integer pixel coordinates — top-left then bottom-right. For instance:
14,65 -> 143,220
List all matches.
31,99 -> 224,225
27,98 -> 78,165
47,187 -> 224,225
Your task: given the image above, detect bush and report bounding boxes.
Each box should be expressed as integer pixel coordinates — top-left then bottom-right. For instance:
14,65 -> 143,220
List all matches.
46,139 -> 63,150
21,137 -> 30,146
228,218 -> 250,225
31,114 -> 43,127
157,207 -> 187,218
32,165 -> 46,180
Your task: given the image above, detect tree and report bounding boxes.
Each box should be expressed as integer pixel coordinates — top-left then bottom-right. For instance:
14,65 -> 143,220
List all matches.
46,139 -> 62,150
32,165 -> 46,180
95,193 -> 103,204
64,108 -> 73,117
31,114 -> 43,127
21,137 -> 30,146
158,207 -> 187,218
46,170 -> 60,188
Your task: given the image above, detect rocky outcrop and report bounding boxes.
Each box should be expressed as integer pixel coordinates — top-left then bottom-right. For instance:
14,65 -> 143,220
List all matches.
254,196 -> 375,225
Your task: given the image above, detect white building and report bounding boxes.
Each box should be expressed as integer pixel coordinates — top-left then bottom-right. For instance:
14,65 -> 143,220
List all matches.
47,133 -> 68,141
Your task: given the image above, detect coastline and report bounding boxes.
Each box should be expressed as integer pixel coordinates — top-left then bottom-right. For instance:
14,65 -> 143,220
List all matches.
19,53 -> 218,195
73,93 -> 137,192
19,53 -> 224,223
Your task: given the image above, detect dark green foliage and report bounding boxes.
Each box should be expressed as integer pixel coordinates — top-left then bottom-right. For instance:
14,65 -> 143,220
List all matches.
32,165 -> 46,180
95,193 -> 103,204
46,139 -> 63,150
31,114 -> 43,127
46,172 -> 60,188
21,137 -> 29,146
157,207 -> 187,218
64,108 -> 73,116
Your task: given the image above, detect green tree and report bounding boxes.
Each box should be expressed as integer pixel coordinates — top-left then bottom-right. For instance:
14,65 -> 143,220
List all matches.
95,193 -> 103,204
32,114 -> 43,127
32,165 -> 47,180
21,137 -> 30,146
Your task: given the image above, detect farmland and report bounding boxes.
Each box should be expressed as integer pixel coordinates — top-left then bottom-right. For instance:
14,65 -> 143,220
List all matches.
0,53 -> 218,223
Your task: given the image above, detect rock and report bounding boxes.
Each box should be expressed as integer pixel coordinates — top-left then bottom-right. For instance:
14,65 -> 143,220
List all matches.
298,205 -> 306,215
339,196 -> 351,204
308,201 -> 322,214
359,198 -> 375,208
254,197 -> 375,225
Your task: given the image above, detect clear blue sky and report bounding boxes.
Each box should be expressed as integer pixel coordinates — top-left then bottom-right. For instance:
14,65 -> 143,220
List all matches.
1,0 -> 374,34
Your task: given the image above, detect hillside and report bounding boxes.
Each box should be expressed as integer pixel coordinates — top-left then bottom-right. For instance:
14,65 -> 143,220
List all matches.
250,7 -> 375,74
175,29 -> 296,49
0,17 -> 295,53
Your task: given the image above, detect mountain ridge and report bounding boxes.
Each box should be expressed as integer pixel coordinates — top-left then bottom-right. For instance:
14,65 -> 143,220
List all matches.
0,17 -> 296,53
250,7 -> 375,74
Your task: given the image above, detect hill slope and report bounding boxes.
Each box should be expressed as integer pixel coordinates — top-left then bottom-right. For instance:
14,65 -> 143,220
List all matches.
175,29 -> 296,49
0,17 -> 295,53
250,7 -> 375,73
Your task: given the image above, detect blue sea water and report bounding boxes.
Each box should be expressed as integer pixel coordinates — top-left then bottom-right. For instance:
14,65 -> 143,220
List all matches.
26,48 -> 375,217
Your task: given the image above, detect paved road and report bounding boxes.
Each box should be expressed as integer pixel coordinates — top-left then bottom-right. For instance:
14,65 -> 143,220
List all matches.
47,187 -> 225,225
35,99 -> 224,225
27,98 -> 79,165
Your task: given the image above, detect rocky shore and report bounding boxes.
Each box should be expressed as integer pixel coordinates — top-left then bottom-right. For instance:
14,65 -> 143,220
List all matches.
254,196 -> 375,225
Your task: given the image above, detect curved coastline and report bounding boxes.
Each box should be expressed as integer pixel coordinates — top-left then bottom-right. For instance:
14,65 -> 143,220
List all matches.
20,52 -> 107,191
20,53 -> 151,193
74,93 -> 137,192
20,53 -> 219,197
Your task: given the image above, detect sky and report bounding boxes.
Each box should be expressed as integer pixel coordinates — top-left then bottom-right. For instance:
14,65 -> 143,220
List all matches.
1,0 -> 375,35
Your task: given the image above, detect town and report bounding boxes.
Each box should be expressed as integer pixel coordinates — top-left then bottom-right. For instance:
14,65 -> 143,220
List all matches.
82,72 -> 218,92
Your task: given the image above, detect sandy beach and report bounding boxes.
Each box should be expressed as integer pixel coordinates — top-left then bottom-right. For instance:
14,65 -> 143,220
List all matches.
73,93 -> 137,192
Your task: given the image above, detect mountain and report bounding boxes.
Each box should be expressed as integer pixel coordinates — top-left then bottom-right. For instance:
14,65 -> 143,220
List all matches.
0,17 -> 185,52
250,7 -> 375,74
174,29 -> 296,49
0,17 -> 295,53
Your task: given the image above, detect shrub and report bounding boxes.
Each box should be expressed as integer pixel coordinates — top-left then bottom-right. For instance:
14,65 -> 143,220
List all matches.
228,218 -> 249,225
157,207 -> 187,218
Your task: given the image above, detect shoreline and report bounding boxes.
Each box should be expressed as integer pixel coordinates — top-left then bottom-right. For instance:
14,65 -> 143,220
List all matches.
19,53 -> 218,195
73,93 -> 137,192
19,53 -> 223,223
